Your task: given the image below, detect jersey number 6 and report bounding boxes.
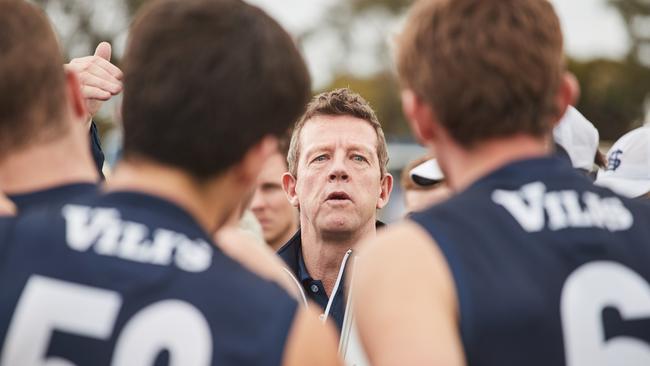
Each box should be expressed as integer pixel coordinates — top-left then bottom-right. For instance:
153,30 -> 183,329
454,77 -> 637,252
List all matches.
561,261 -> 650,366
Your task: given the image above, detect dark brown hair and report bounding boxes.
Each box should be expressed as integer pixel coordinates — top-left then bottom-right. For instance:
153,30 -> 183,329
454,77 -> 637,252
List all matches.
0,0 -> 67,157
287,88 -> 389,177
122,0 -> 311,179
396,0 -> 565,147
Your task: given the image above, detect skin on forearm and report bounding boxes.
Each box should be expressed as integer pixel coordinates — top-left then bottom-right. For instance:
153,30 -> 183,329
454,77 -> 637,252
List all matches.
0,193 -> 15,215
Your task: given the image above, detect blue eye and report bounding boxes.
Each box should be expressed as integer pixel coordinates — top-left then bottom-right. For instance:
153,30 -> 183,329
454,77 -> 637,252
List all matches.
352,155 -> 367,162
313,155 -> 327,162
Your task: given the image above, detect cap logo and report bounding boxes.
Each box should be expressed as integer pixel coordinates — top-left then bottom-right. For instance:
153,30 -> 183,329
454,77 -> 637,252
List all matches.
607,149 -> 623,171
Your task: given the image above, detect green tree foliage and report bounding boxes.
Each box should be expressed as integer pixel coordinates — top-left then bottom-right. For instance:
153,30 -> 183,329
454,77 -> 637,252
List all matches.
350,0 -> 411,13
570,58 -> 650,140
322,73 -> 411,137
608,0 -> 650,65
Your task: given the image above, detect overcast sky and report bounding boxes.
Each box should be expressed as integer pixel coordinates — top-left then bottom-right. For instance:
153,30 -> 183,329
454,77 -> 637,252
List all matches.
249,0 -> 630,81
250,0 -> 630,59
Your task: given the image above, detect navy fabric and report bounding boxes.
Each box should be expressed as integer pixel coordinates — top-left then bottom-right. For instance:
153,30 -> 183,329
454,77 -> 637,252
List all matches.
277,230 -> 347,331
8,183 -> 98,213
277,222 -> 384,333
90,121 -> 105,180
410,156 -> 650,366
0,190 -> 297,365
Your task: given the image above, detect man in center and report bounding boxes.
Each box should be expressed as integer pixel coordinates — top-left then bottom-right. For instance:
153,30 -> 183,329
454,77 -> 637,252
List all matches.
278,88 -> 393,330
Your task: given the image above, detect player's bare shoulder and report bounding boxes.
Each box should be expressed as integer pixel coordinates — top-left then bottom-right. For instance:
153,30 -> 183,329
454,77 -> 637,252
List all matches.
353,220 -> 464,366
358,221 -> 445,275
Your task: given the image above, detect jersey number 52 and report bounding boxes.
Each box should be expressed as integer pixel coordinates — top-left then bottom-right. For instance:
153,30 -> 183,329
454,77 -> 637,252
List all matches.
1,275 -> 212,365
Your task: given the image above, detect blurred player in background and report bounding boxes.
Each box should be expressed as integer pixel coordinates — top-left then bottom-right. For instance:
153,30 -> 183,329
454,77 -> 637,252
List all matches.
250,140 -> 299,251
401,155 -> 450,213
596,126 -> 650,199
553,106 -> 605,179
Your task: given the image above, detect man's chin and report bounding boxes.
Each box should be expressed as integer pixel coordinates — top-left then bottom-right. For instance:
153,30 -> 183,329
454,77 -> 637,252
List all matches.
318,217 -> 357,234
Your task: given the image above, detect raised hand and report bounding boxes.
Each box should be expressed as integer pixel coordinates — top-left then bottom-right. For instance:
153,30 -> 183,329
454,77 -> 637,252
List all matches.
65,42 -> 123,121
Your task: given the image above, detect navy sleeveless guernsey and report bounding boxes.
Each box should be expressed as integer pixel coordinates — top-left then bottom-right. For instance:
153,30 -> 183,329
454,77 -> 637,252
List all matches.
8,183 -> 98,212
410,157 -> 650,366
0,191 -> 297,365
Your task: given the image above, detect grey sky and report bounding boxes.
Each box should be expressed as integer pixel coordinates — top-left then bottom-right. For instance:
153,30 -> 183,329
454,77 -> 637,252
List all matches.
47,0 -> 631,88
248,0 -> 630,86
550,0 -> 629,60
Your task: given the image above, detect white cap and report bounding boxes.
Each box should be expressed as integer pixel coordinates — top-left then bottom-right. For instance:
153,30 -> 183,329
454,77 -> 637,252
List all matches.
553,106 -> 600,171
595,126 -> 650,198
410,158 -> 444,186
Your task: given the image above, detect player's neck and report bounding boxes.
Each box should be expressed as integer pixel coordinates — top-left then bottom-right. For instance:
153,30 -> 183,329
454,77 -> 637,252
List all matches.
108,160 -> 234,234
439,134 -> 549,192
300,218 -> 375,296
0,132 -> 98,195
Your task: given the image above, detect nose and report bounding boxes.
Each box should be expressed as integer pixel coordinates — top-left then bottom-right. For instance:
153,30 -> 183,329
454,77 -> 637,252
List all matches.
328,158 -> 349,182
249,189 -> 265,211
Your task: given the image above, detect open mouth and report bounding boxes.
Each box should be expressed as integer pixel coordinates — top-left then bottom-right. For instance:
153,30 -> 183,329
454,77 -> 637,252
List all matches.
326,191 -> 351,201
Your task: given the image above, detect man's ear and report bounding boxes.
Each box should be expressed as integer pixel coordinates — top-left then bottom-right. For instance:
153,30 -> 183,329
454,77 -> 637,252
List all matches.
282,172 -> 300,208
401,89 -> 437,145
376,173 -> 393,210
64,69 -> 88,125
235,135 -> 278,188
552,72 -> 578,128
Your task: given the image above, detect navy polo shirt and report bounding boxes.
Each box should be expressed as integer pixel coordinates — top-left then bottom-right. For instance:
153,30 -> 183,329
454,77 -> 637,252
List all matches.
277,222 -> 384,333
90,121 -> 105,180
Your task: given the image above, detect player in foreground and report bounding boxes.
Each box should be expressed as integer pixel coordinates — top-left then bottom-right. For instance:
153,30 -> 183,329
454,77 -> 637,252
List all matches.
0,0 -> 340,364
353,0 -> 650,365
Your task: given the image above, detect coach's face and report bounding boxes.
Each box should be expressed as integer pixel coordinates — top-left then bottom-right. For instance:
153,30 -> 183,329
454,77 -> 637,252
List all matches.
284,115 -> 391,237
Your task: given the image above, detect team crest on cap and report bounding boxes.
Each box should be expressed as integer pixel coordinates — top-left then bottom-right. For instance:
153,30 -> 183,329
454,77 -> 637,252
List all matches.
607,149 -> 623,171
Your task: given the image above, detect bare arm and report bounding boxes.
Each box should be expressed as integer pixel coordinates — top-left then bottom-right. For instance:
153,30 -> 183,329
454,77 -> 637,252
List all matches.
353,221 -> 466,366
0,193 -> 15,216
215,227 -> 303,300
282,306 -> 342,366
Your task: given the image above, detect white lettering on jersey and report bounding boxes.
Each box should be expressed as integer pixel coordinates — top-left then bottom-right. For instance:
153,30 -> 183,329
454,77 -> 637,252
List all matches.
492,182 -> 633,232
62,204 -> 212,272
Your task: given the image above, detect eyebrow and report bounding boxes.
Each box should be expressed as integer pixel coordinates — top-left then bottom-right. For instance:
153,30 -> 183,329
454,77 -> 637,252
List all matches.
303,143 -> 376,159
260,182 -> 282,189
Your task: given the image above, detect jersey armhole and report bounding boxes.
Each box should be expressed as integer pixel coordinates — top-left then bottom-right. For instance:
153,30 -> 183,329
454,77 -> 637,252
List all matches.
410,216 -> 475,349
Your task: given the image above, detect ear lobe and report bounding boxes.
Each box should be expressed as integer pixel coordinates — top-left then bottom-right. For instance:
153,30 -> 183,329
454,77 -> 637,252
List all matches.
376,173 -> 394,209
282,172 -> 300,208
64,70 -> 87,123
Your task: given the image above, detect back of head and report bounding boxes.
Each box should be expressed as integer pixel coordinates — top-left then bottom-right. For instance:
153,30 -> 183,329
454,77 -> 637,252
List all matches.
397,0 -> 564,147
0,0 -> 67,157
122,0 -> 311,179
